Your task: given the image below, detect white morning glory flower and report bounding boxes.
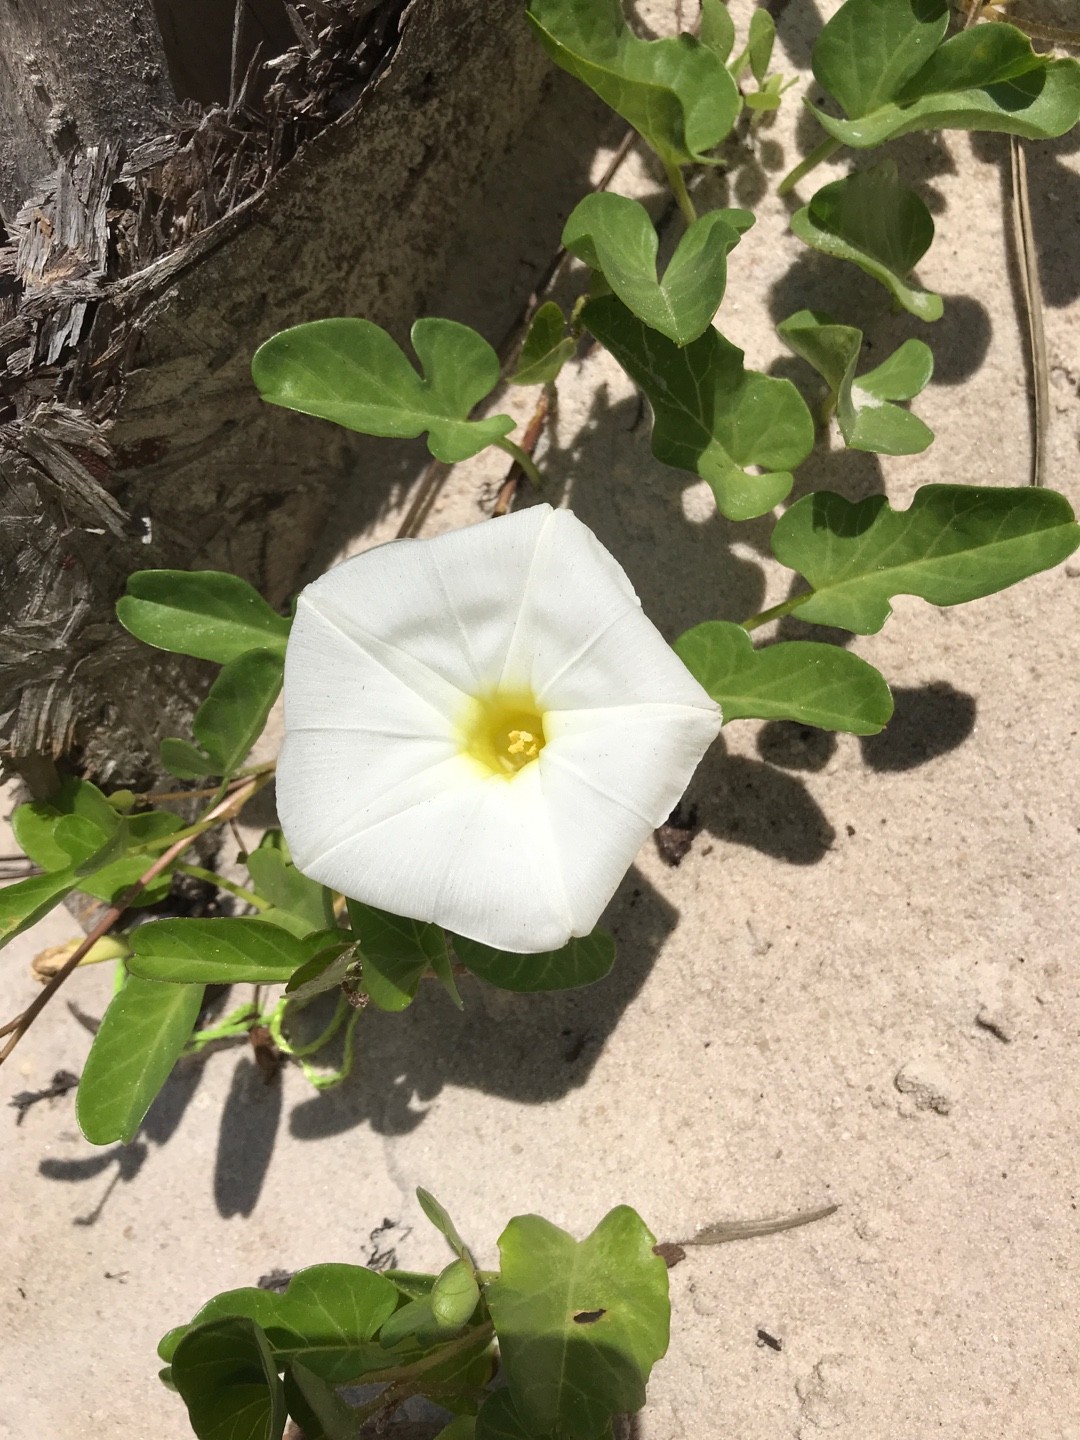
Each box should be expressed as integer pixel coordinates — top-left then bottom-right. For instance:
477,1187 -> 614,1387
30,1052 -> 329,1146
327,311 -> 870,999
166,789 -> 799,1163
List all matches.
277,504 -> 721,953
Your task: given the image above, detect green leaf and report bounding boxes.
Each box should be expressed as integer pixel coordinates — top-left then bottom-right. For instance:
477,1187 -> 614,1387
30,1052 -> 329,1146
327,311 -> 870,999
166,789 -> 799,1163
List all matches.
417,1187 -> 473,1263
562,194 -> 751,346
437,1419 -> 478,1440
811,0 -> 1080,147
583,294 -> 814,520
778,310 -> 934,456
162,1264 -> 400,1384
744,72 -> 786,113
285,945 -> 358,1003
128,917 -> 317,984
161,649 -> 282,780
509,302 -> 576,386
486,1207 -> 669,1439
431,1260 -> 481,1333
347,900 -> 448,1012
383,1271 -> 438,1303
789,163 -> 942,322
773,485 -> 1080,634
172,1318 -> 286,1440
247,832 -> 337,938
77,809 -> 185,905
283,1362 -> 356,1440
525,0 -> 741,167
453,930 -> 615,993
698,0 -> 735,64
476,1393 -> 614,1440
0,867 -> 76,949
748,8 -> 775,86
76,973 -> 205,1144
252,317 -> 514,464
117,570 -> 290,664
674,621 -> 893,734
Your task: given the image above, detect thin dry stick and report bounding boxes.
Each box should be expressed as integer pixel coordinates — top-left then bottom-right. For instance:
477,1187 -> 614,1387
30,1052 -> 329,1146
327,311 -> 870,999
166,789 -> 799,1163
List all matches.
674,1203 -> 839,1246
0,776 -> 265,1066
1009,136 -> 1048,486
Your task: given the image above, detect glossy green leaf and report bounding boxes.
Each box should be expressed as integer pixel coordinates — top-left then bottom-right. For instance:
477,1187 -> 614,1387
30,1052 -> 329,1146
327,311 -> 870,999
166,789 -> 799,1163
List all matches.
431,1260 -> 481,1333
486,1207 -> 669,1439
563,194 -> 751,346
453,930 -> 615,993
476,1392 -> 614,1440
698,0 -> 735,63
748,8 -> 775,86
0,867 -> 76,949
117,570 -> 290,664
525,0 -> 741,167
161,1264 -> 400,1384
172,1318 -> 286,1440
583,294 -> 814,520
790,163 -> 942,322
252,317 -> 513,464
509,302 -> 576,386
128,917 -> 317,984
675,621 -> 893,734
347,900 -> 448,1012
377,1295 -> 440,1349
283,1362 -> 356,1440
383,1271 -> 438,1303
247,832 -> 337,938
418,1187 -> 473,1263
161,649 -> 282,780
778,310 -> 934,455
810,0 -> 1080,147
773,485 -> 1080,634
77,973 -> 205,1144
284,945 -> 358,1003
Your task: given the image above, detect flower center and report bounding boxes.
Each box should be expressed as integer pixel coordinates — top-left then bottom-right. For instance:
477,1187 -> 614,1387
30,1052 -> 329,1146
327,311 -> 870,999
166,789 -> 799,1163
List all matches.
460,690 -> 548,778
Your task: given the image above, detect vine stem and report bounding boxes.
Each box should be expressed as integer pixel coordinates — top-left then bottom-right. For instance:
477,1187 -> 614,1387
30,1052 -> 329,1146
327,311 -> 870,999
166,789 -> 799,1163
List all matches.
663,159 -> 698,223
0,774 -> 268,1066
347,1322 -> 496,1425
778,136 -> 842,196
740,594 -> 811,632
176,862 -> 269,910
493,437 -> 543,488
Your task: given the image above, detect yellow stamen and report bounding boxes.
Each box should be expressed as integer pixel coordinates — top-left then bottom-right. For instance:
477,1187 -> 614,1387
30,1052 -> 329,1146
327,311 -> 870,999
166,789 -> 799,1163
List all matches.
459,690 -> 547,778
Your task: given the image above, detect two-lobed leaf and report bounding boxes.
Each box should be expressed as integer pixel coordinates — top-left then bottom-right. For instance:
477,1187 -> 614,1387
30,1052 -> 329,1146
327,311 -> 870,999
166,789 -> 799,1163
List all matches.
171,1317 -> 286,1440
583,294 -> 814,520
789,163 -> 942,321
563,193 -> 752,345
347,900 -> 449,1012
453,930 -> 615,993
117,570 -> 290,664
253,317 -> 513,464
675,621 -> 893,735
77,973 -> 205,1144
778,310 -> 934,456
810,0 -> 1080,147
161,649 -> 282,779
773,485 -> 1080,634
486,1206 -> 669,1439
526,0 -> 740,167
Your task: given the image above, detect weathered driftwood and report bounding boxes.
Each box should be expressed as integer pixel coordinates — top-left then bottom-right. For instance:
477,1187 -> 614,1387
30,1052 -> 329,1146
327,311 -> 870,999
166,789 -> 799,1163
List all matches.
0,0 -> 547,783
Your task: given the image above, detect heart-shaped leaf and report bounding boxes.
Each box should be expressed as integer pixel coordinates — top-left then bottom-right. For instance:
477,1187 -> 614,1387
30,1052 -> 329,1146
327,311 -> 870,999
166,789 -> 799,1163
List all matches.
485,1207 -> 669,1439
346,901 -> 449,1012
128,917 -> 324,984
778,310 -> 934,455
583,294 -> 814,520
810,0 -> 1080,147
509,302 -> 576,386
773,485 -> 1080,634
117,570 -> 290,664
452,930 -> 615,993
525,0 -> 740,167
790,163 -> 943,321
172,1317 -> 286,1440
77,973 -> 205,1144
252,317 -> 513,464
675,621 -> 893,734
161,649 -> 282,780
563,193 -> 752,345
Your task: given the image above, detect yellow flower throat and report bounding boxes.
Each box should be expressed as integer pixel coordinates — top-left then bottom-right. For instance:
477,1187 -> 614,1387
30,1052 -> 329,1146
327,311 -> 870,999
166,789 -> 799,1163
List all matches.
460,690 -> 547,778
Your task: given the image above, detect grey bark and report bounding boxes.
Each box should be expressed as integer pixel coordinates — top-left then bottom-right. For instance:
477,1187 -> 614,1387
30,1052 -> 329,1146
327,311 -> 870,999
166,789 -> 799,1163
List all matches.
0,0 -> 549,784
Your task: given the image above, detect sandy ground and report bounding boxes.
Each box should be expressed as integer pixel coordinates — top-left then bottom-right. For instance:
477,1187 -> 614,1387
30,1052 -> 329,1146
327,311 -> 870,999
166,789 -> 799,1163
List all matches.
2,3 -> 1079,1437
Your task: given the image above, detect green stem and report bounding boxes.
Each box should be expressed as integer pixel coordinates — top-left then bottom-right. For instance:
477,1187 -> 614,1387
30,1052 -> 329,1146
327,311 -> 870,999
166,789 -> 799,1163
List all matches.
494,438 -> 542,488
663,159 -> 698,224
176,863 -> 270,911
778,135 -> 842,197
187,1002 -> 261,1053
740,593 -> 811,632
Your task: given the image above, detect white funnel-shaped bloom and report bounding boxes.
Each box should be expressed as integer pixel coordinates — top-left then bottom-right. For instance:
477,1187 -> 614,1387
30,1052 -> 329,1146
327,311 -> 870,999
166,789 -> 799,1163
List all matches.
278,504 -> 721,953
